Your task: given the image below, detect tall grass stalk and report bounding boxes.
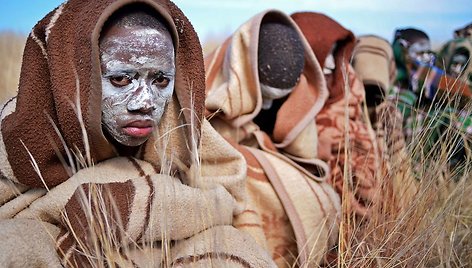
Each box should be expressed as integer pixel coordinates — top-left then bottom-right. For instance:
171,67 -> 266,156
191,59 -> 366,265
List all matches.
0,32 -> 25,102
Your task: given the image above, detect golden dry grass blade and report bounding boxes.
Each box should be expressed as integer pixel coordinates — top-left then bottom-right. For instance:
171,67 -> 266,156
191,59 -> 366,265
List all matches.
0,31 -> 25,102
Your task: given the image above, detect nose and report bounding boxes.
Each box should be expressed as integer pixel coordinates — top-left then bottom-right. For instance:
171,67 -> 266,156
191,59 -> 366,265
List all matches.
127,85 -> 155,114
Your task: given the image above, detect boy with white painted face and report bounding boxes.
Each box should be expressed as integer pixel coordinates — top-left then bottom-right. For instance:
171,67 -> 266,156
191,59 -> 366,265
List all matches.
392,28 -> 435,89
100,9 -> 175,150
0,1 -> 275,267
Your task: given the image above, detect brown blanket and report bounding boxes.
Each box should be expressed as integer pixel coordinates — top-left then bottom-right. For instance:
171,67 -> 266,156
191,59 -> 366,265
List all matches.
0,0 -> 275,267
292,12 -> 382,218
205,10 -> 340,267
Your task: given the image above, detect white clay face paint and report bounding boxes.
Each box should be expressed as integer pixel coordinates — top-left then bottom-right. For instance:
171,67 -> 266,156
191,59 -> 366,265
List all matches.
100,25 -> 175,147
260,83 -> 293,110
449,54 -> 468,78
407,39 -> 434,65
323,54 -> 335,75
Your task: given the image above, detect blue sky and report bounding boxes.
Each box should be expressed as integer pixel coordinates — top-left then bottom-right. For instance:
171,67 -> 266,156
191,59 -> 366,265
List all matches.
1,0 -> 471,47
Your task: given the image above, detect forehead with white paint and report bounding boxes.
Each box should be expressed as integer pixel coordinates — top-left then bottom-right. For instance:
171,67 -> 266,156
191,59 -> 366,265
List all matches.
101,26 -> 174,71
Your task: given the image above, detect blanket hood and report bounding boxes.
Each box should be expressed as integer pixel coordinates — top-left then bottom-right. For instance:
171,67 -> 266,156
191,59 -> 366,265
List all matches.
440,38 -> 472,90
205,10 -> 328,157
353,35 -> 397,95
291,12 -> 356,104
0,0 -> 205,188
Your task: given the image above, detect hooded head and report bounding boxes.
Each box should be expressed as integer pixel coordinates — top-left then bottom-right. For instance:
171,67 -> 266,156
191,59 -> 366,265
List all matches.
257,20 -> 305,110
99,6 -> 176,151
439,38 -> 472,89
454,23 -> 472,39
352,35 -> 397,107
291,12 -> 356,103
392,28 -> 434,85
0,0 -> 205,188
205,10 -> 328,159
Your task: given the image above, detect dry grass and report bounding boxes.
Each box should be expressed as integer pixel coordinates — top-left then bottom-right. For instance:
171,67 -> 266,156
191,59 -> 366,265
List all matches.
60,80 -> 471,267
1,33 -> 471,267
0,31 -> 25,103
330,92 -> 472,267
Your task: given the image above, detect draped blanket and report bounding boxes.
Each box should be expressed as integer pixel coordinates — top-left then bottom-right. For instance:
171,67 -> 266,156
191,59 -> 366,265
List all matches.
205,10 -> 340,267
353,35 -> 418,213
410,60 -> 471,101
353,35 -> 397,97
437,37 -> 472,93
292,12 -> 381,218
0,0 -> 275,267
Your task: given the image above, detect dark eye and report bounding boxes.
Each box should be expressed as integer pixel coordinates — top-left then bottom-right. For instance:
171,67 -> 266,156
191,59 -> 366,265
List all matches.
153,74 -> 170,88
110,75 -> 132,87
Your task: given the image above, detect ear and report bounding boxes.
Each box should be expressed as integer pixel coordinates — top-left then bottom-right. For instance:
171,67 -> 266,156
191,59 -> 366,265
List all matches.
398,38 -> 409,48
392,40 -> 406,62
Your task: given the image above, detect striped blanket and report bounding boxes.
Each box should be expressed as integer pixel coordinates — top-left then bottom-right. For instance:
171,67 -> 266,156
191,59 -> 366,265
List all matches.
0,0 -> 275,267
205,10 -> 340,267
292,12 -> 382,218
352,34 -> 418,213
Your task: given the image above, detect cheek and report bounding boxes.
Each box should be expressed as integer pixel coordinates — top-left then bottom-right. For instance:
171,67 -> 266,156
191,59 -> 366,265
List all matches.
101,98 -> 122,129
149,82 -> 175,120
151,81 -> 175,103
101,82 -> 132,124
160,81 -> 175,100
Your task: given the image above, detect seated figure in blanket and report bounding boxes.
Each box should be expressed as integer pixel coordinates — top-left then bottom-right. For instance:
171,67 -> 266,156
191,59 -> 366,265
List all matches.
392,28 -> 471,173
290,12 -> 381,219
0,1 -> 276,267
435,34 -> 472,170
352,34 -> 418,213
205,10 -> 340,267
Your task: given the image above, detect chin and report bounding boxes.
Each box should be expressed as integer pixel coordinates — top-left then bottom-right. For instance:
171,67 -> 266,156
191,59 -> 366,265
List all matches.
110,131 -> 150,148
119,136 -> 149,147
103,126 -> 152,148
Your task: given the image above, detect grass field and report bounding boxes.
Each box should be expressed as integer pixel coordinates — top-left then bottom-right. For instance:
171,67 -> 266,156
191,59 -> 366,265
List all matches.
1,31 -> 471,267
0,32 -> 25,103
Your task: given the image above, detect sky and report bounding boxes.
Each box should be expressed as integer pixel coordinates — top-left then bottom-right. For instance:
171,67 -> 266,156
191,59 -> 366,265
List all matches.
0,0 -> 471,47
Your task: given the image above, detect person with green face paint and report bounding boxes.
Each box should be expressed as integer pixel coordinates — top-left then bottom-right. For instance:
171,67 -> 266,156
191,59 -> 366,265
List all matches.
391,28 -> 472,175
392,28 -> 436,90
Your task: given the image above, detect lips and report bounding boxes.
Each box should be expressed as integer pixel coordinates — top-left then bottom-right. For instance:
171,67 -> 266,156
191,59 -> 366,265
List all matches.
122,120 -> 154,138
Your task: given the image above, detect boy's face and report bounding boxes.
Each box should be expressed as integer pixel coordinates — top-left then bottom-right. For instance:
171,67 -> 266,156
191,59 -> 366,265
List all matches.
100,24 -> 175,147
449,53 -> 468,78
407,38 -> 434,66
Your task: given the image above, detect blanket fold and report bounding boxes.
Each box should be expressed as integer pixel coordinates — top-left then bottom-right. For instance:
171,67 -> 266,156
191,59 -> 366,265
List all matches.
205,10 -> 329,174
